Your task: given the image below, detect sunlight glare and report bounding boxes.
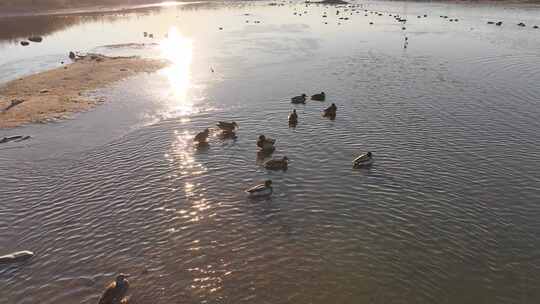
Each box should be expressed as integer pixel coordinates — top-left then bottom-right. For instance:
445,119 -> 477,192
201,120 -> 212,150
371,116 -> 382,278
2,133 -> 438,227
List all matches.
160,27 -> 194,116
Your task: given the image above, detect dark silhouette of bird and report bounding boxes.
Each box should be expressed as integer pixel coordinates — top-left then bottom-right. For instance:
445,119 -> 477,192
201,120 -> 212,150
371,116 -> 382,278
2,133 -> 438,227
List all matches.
98,274 -> 130,304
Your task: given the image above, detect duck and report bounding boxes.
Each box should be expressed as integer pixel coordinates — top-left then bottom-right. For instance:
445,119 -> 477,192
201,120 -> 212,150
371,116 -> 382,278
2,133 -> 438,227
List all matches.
245,180 -> 273,197
288,109 -> 298,125
311,92 -> 326,101
257,135 -> 276,152
194,128 -> 210,143
0,250 -> 34,264
98,274 -> 130,304
216,121 -> 238,132
291,94 -> 307,104
353,151 -> 373,168
264,156 -> 288,170
323,103 -> 337,117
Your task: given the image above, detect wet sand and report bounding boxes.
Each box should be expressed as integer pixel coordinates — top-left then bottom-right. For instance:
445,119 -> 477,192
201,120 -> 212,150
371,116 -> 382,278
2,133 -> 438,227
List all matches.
0,54 -> 166,128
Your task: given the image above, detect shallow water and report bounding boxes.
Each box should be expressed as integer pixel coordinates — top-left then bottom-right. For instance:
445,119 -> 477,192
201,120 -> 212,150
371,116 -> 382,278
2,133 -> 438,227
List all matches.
1,1 -> 540,303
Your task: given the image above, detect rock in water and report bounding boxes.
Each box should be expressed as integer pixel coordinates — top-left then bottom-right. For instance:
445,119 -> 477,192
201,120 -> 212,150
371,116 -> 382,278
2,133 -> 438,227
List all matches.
0,251 -> 34,263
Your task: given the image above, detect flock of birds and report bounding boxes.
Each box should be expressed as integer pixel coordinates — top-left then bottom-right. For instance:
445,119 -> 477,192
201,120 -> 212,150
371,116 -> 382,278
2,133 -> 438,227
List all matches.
193,91 -> 373,198
285,1 -> 540,38
6,3 -> 540,304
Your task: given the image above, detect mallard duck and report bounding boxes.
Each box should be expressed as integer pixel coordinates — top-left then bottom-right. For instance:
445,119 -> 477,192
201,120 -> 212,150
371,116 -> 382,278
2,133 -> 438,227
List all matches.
288,109 -> 298,125
264,156 -> 289,170
217,121 -> 238,131
353,151 -> 373,168
323,103 -> 337,117
311,92 -> 326,101
291,94 -> 307,104
0,250 -> 34,264
257,135 -> 275,152
194,129 -> 210,143
245,180 -> 273,197
98,274 -> 129,304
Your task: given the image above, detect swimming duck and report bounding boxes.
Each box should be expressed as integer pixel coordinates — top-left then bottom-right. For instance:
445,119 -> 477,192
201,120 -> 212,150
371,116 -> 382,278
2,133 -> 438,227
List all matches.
245,180 -> 273,197
264,156 -> 289,170
217,121 -> 238,131
0,250 -> 34,264
323,103 -> 337,117
194,128 -> 210,143
288,109 -> 298,125
353,151 -> 373,168
257,135 -> 276,152
311,92 -> 326,101
98,274 -> 129,304
291,94 -> 307,104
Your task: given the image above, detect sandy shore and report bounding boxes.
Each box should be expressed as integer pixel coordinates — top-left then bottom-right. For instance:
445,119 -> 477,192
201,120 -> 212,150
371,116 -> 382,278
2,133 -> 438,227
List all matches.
0,54 -> 166,129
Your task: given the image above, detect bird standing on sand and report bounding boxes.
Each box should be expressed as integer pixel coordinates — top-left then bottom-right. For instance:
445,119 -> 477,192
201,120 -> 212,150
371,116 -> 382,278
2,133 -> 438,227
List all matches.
98,274 -> 129,304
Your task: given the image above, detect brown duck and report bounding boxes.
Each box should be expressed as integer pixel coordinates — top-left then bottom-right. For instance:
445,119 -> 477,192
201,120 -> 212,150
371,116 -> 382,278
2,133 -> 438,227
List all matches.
98,274 -> 129,304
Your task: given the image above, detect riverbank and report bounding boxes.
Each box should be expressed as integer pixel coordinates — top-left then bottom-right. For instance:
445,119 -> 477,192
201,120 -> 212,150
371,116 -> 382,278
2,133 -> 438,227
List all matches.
0,54 -> 166,128
0,0 -> 192,18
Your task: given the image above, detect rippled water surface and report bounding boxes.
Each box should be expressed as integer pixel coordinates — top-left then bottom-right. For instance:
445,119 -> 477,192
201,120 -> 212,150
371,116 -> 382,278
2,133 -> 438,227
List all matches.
1,1 -> 540,303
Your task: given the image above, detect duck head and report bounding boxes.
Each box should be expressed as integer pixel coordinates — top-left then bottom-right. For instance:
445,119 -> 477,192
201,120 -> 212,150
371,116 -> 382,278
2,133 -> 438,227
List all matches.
116,274 -> 129,287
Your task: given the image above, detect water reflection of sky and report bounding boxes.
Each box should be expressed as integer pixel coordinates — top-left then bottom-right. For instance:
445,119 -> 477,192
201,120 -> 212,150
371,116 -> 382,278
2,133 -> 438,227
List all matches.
160,27 -> 194,116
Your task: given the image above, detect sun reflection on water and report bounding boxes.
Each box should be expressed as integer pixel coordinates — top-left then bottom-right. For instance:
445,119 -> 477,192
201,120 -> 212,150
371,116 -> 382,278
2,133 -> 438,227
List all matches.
160,27 -> 194,116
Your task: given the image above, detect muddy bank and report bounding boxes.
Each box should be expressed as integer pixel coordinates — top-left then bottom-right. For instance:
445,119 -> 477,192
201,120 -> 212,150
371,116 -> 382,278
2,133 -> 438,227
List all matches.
0,54 -> 166,128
